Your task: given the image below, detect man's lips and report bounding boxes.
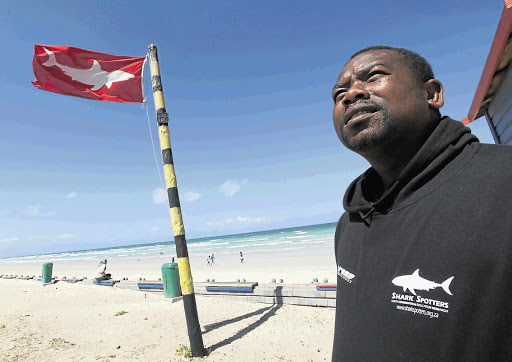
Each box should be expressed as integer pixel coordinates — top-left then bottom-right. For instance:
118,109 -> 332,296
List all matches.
342,105 -> 378,126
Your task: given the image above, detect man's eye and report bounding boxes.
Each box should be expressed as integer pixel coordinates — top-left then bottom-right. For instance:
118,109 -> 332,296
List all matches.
367,71 -> 386,81
334,91 -> 346,103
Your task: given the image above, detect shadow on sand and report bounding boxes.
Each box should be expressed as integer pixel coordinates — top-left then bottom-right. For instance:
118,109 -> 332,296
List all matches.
205,286 -> 285,353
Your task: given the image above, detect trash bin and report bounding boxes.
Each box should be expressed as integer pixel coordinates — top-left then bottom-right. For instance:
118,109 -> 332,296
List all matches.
161,262 -> 181,298
42,262 -> 53,284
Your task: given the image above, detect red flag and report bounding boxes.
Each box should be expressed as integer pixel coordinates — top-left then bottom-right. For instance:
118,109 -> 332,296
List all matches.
31,44 -> 146,103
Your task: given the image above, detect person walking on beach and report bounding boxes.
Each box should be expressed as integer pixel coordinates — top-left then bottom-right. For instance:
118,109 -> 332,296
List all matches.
210,254 -> 215,265
240,251 -> 244,263
331,46 -> 512,360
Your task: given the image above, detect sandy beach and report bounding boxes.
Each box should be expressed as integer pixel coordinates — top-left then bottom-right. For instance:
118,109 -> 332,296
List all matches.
0,252 -> 337,361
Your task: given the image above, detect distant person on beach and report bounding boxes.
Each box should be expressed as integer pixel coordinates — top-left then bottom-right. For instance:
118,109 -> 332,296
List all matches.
331,46 -> 512,360
207,255 -> 211,266
210,254 -> 215,265
94,259 -> 111,282
240,251 -> 244,263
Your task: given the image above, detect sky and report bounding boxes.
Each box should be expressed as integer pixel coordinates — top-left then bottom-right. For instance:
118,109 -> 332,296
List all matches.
0,1 -> 504,257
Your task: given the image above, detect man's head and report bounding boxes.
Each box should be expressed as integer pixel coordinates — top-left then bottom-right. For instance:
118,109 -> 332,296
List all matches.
332,46 -> 444,157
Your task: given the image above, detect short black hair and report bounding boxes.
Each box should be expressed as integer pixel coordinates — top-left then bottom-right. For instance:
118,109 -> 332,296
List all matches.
350,46 -> 435,84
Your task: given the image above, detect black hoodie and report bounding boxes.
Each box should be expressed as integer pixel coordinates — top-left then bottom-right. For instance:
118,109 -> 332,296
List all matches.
332,117 -> 512,361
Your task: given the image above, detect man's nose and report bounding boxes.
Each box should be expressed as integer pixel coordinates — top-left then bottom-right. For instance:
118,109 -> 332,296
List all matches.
343,85 -> 369,105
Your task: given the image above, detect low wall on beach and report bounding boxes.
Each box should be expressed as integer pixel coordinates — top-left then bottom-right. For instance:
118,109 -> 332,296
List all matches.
194,282 -> 337,308
1,274 -> 337,308
110,280 -> 337,308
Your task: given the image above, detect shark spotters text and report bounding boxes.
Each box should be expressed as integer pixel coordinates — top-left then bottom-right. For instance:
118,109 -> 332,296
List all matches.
392,292 -> 449,309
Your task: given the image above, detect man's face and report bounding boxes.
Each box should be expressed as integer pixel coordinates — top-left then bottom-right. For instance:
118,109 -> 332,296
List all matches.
332,50 -> 432,154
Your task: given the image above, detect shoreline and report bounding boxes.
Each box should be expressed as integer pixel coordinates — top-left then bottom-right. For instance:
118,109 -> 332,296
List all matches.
0,246 -> 337,285
0,253 -> 337,285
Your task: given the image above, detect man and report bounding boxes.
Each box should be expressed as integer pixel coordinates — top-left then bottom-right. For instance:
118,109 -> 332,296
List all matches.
331,46 -> 512,360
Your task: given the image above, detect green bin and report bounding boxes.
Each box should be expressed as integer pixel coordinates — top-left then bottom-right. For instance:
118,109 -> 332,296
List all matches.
161,262 -> 181,298
42,262 -> 53,284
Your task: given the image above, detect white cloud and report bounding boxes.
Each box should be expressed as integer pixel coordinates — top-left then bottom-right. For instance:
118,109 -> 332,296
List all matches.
24,205 -> 56,217
235,216 -> 267,223
219,179 -> 247,197
26,236 -> 50,241
151,226 -> 160,232
0,209 -> 8,216
207,216 -> 268,227
152,188 -> 167,204
65,192 -> 78,199
207,218 -> 235,227
24,205 -> 41,216
183,192 -> 201,202
0,237 -> 19,243
57,233 -> 73,239
24,205 -> 55,217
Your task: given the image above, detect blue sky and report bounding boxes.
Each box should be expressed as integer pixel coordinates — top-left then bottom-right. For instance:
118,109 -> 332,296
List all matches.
0,1 -> 503,257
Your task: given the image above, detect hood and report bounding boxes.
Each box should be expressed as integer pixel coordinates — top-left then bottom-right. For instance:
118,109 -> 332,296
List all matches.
343,117 -> 479,225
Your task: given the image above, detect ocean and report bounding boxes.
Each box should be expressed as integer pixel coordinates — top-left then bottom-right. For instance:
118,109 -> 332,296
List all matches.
0,222 -> 337,265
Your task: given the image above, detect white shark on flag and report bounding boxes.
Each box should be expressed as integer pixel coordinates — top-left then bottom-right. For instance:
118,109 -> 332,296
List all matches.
42,47 -> 135,91
31,44 -> 146,103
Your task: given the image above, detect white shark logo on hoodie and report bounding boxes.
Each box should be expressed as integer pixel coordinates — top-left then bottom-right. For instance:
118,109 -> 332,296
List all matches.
41,47 -> 135,91
392,269 -> 453,296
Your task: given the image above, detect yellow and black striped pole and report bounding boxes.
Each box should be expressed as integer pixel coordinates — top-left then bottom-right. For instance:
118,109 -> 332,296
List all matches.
148,44 -> 205,357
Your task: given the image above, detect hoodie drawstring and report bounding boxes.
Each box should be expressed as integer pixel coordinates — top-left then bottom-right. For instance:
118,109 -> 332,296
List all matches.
358,208 -> 376,227
356,179 -> 402,227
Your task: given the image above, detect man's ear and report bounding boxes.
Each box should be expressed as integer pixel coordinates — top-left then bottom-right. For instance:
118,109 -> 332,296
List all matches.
424,79 -> 444,110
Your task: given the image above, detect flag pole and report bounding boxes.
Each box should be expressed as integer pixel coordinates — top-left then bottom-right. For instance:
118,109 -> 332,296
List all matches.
147,44 -> 205,357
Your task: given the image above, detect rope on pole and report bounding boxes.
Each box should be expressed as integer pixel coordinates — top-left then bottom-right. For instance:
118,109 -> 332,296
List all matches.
148,44 -> 205,357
